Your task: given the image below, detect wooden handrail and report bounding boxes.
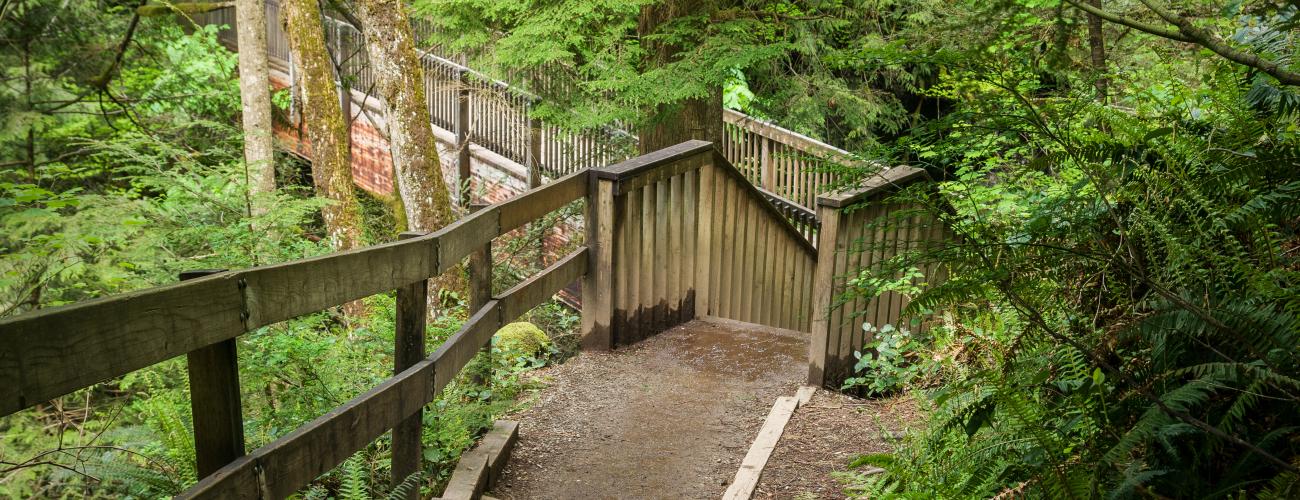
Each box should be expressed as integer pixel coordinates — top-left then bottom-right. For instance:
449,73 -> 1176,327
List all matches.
0,169 -> 588,419
815,166 -> 930,208
178,249 -> 588,499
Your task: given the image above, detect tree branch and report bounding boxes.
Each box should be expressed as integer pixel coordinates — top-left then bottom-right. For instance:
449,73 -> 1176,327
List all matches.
1137,0 -> 1300,85
1061,0 -> 1189,42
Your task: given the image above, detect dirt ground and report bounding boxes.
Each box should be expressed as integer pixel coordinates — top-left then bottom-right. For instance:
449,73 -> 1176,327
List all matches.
490,318 -> 807,500
753,390 -> 918,499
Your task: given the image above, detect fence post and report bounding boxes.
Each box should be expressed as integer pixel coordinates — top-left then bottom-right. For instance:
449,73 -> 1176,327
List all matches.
391,231 -> 428,497
581,176 -> 616,350
456,69 -> 472,209
468,203 -> 493,311
807,201 -> 841,387
182,269 -> 246,478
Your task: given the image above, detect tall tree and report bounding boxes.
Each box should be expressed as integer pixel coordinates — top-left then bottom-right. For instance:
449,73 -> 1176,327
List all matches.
282,0 -> 365,253
235,0 -> 277,211
353,0 -> 466,305
636,0 -> 723,153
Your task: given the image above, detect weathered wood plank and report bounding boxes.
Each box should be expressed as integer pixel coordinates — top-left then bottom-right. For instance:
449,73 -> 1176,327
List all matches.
581,179 -> 616,350
0,272 -> 245,417
432,302 -> 502,395
497,169 -> 586,233
722,395 -> 799,500
500,248 -> 588,322
180,357 -> 436,500
694,165 -> 713,316
807,204 -> 841,386
392,232 -> 428,499
593,140 -> 712,181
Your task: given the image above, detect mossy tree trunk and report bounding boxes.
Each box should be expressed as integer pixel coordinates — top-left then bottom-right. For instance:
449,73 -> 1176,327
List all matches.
636,0 -> 723,154
235,0 -> 276,214
282,0 -> 365,258
355,0 -> 467,312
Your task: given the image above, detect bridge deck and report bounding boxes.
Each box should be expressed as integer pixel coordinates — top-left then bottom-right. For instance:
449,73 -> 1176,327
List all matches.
491,318 -> 807,499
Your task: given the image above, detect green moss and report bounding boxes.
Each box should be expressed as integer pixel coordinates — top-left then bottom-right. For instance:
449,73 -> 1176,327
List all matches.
494,322 -> 550,355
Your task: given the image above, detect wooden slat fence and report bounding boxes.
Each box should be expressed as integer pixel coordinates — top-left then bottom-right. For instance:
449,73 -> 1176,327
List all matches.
806,166 -> 952,387
581,141 -> 818,348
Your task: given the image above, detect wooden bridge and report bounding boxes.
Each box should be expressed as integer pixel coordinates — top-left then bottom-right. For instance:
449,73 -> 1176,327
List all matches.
0,140 -> 945,498
193,1 -> 858,227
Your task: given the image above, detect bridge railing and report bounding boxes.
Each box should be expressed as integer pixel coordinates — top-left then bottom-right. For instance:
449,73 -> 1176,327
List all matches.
191,3 -> 861,222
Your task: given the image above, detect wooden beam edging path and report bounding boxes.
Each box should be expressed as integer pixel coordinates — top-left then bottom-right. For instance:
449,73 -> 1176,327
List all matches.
177,248 -> 587,499
722,386 -> 819,500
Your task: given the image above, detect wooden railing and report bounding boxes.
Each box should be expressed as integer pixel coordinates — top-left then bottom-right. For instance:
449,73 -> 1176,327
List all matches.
0,140 -> 958,497
193,3 -> 858,223
806,166 -> 952,387
583,141 -> 819,347
0,167 -> 590,499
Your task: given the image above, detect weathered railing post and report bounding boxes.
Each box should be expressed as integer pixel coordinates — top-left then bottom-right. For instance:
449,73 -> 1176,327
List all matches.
806,200 -> 841,388
392,231 -> 428,497
181,269 -> 246,478
456,69 -> 472,208
468,203 -> 493,311
581,173 -> 615,350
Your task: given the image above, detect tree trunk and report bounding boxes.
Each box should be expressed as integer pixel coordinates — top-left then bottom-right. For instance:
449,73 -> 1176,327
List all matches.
282,0 -> 365,253
1085,0 -> 1108,102
355,0 -> 467,311
636,0 -> 723,154
236,0 -> 276,213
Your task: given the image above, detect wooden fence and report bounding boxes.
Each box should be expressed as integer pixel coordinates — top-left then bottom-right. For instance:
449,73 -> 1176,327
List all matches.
0,140 -> 962,499
582,141 -> 818,347
0,165 -> 589,498
806,166 -> 952,387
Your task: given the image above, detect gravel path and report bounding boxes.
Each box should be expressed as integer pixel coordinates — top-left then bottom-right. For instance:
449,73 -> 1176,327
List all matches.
490,318 -> 807,500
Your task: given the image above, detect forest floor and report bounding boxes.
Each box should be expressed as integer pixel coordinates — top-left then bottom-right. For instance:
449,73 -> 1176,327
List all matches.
489,318 -> 806,499
753,391 -> 918,498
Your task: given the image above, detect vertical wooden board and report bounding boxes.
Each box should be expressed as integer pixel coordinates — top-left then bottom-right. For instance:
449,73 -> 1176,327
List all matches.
754,218 -> 771,326
629,188 -> 645,341
765,221 -> 779,328
827,204 -> 855,365
693,166 -> 710,316
779,237 -> 794,330
639,184 -> 655,338
683,168 -> 698,318
668,173 -> 682,324
717,177 -> 735,319
717,163 -> 728,314
864,203 -> 891,352
741,195 -> 758,323
850,209 -> 874,358
728,181 -> 747,321
653,179 -> 668,331
613,193 -> 629,330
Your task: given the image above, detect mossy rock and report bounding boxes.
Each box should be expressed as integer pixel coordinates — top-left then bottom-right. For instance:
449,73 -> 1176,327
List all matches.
494,322 -> 551,355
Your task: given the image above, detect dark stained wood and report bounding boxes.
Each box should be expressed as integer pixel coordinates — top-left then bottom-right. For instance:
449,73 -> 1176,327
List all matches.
0,271 -> 245,417
181,269 -> 247,479
242,235 -> 438,328
392,231 -> 428,499
499,248 -> 588,321
593,140 -> 712,181
496,169 -> 586,234
194,357 -> 435,499
431,301 -> 501,395
581,179 -> 615,350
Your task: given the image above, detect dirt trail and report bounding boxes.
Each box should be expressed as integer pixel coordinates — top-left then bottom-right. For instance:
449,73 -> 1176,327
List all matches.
491,318 -> 807,500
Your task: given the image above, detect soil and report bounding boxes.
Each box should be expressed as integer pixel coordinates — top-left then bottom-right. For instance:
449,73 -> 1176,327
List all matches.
753,390 -> 918,499
490,318 -> 807,500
